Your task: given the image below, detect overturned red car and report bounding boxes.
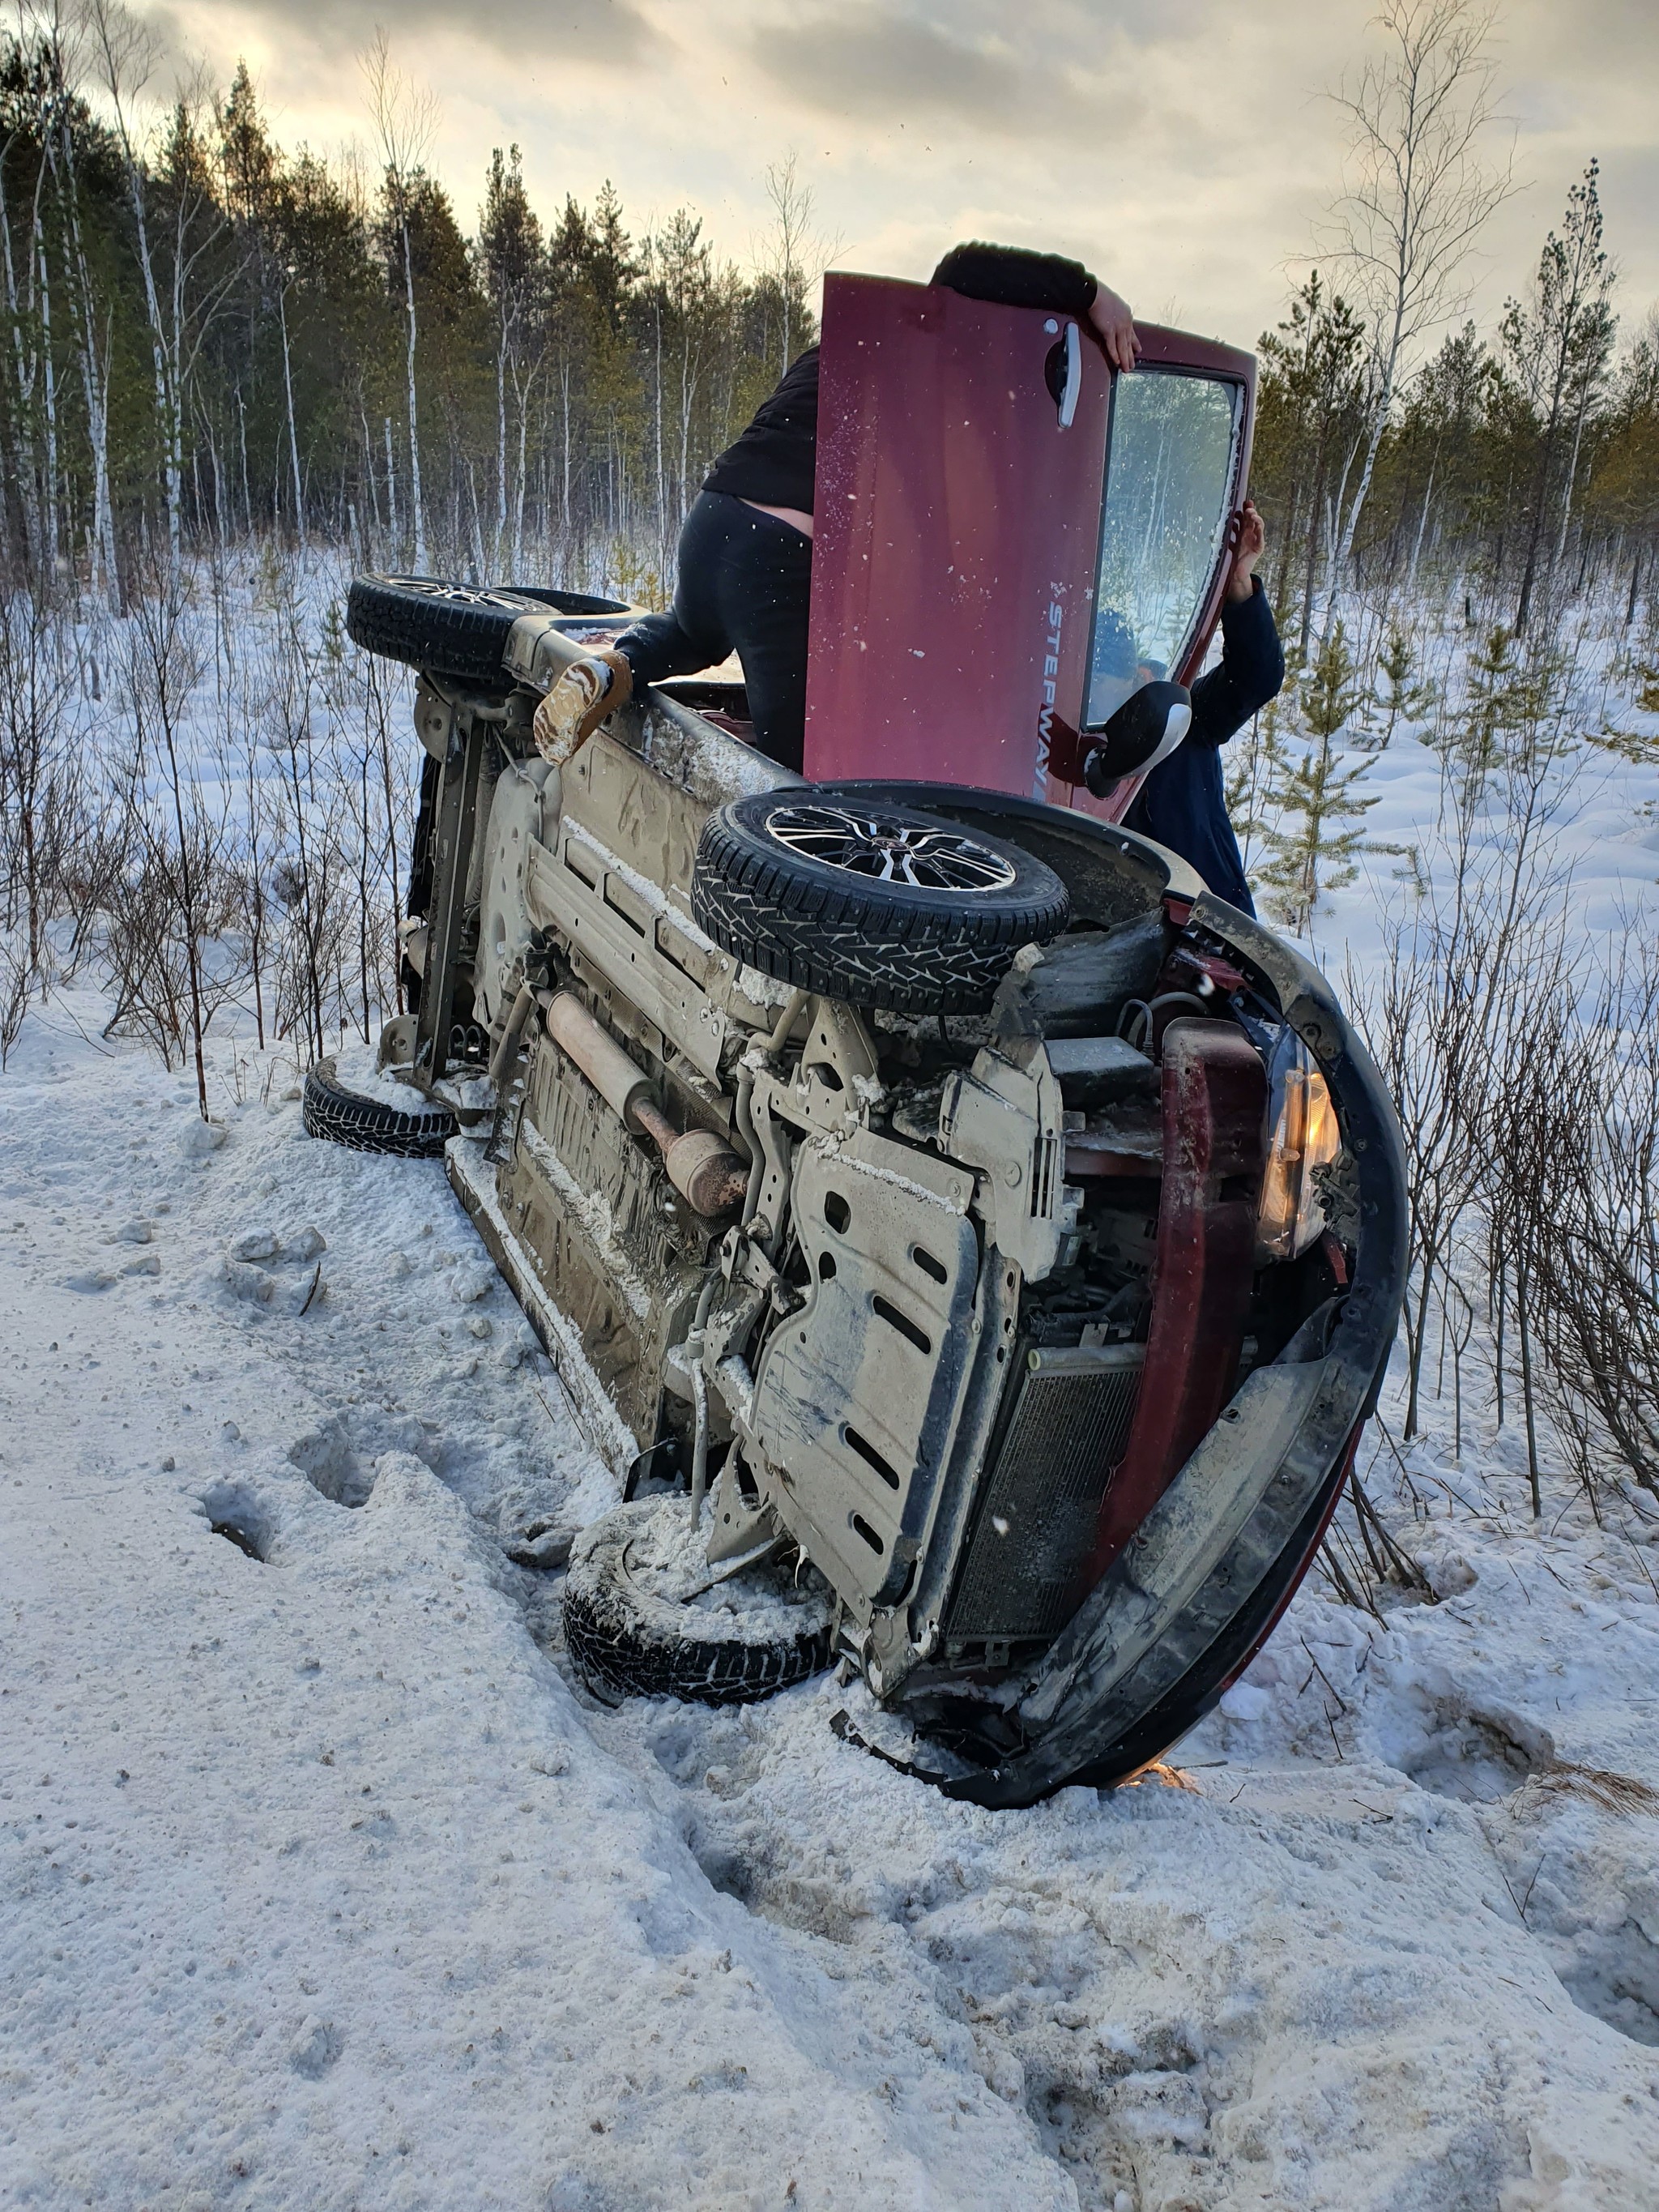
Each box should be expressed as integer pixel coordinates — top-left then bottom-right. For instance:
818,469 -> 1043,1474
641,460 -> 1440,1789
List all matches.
328,271 -> 1407,1804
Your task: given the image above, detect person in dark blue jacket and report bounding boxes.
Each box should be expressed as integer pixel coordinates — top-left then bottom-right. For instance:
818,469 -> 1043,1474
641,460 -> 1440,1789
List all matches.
1121,500 -> 1282,917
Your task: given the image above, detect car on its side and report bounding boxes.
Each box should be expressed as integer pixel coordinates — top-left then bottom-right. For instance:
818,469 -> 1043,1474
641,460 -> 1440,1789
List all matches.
317,273 -> 1405,1804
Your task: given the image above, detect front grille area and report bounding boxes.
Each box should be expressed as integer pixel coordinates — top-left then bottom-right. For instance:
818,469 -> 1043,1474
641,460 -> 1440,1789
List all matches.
945,1344 -> 1144,1643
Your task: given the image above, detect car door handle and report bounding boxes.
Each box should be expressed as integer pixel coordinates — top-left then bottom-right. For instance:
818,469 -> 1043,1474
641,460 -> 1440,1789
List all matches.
1043,321 -> 1081,428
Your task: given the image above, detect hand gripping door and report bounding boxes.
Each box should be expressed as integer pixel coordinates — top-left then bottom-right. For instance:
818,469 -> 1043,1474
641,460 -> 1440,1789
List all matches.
804,273 -> 1111,801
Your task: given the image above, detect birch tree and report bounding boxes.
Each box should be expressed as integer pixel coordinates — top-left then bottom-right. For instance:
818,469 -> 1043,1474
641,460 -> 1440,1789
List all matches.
1320,0 -> 1515,623
87,0 -> 180,556
41,23 -> 117,602
362,32 -> 437,571
478,144 -> 540,574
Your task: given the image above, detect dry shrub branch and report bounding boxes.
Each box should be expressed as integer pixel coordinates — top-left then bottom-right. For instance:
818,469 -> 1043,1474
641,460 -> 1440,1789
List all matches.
1491,945 -> 1659,1499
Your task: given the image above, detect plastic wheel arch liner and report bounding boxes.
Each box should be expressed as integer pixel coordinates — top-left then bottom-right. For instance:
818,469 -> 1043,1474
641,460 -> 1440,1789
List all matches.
940,891 -> 1409,1808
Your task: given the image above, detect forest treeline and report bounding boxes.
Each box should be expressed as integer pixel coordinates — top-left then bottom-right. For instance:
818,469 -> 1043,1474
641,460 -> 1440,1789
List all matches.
0,15 -> 1653,632
3,15 -> 1659,646
1255,160 -> 1656,653
0,20 -> 814,600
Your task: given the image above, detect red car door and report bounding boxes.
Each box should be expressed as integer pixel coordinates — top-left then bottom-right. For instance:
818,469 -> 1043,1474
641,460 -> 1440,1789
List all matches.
804,272 -> 1255,822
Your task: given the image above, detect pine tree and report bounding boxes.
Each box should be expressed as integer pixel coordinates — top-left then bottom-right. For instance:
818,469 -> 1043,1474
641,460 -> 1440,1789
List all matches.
1449,626 -> 1561,772
1225,692 -> 1286,873
1503,161 -> 1619,636
1255,621 -> 1380,933
1369,622 -> 1435,749
1252,273 -> 1369,655
1455,625 -> 1527,780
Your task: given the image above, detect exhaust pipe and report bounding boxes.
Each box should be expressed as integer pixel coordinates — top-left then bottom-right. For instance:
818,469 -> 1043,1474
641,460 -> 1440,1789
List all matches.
543,992 -> 748,1218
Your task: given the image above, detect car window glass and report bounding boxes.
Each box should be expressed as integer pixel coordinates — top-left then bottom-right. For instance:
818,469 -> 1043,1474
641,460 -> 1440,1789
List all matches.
1084,371 -> 1241,730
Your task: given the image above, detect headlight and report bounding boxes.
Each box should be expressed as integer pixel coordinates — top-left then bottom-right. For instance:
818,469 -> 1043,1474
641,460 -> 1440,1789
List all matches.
1256,1032 -> 1341,1262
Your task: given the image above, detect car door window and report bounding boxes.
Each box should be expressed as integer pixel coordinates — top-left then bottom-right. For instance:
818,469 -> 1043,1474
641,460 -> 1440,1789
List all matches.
1084,371 -> 1242,730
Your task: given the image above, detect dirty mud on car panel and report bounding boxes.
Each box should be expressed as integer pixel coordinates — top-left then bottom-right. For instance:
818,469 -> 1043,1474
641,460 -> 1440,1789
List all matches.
327,277 -> 1405,1804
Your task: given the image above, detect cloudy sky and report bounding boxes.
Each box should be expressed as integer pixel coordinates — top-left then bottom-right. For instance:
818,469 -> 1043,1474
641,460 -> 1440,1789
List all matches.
134,0 -> 1658,354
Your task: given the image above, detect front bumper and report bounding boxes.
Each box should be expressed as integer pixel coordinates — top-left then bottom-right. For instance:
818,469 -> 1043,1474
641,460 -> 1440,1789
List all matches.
939,891 -> 1408,1804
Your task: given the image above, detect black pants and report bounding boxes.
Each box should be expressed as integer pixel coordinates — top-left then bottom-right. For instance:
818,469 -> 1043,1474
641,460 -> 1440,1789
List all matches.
615,491 -> 813,771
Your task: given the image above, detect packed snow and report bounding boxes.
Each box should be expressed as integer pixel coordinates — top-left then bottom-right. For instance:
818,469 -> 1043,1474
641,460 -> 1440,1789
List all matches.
3,972 -> 1659,2212
5,592 -> 1659,2209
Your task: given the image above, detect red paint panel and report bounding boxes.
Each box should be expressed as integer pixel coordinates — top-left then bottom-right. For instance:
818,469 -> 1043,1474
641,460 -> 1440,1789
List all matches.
804,274 -> 1110,800
1086,1018 -> 1268,1580
804,276 -> 1259,842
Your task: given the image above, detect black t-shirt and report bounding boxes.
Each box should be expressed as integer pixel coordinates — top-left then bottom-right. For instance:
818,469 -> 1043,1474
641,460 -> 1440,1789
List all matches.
702,243 -> 1099,515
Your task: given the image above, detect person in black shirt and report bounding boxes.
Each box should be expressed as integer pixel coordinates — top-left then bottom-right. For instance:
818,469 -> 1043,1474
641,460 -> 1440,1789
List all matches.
1120,500 -> 1282,917
534,245 -> 1138,772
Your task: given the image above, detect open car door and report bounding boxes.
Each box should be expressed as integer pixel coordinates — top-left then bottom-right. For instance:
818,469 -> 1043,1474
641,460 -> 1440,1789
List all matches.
804,272 -> 1256,825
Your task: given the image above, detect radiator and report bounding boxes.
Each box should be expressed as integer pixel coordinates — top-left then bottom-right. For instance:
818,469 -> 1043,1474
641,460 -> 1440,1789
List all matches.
945,1343 -> 1144,1642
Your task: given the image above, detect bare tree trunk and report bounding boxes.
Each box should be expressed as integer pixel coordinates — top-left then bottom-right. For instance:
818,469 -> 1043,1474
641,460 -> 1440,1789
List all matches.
401,223 -> 424,570
279,284 -> 306,552
384,416 -> 399,549
561,358 -> 572,533
45,92 -> 117,604
1408,455 -> 1435,586
1550,377 -> 1592,580
1513,425 -> 1559,639
360,402 -> 382,537
513,366 -> 530,578
31,199 -> 58,575
125,154 -> 179,557
496,324 -> 508,565
0,136 -> 41,575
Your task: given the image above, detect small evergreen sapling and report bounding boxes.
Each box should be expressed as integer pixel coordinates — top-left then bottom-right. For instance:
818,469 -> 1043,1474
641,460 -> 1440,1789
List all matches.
1452,626 -> 1529,779
1448,626 -> 1574,788
1256,621 -> 1380,933
1369,623 -> 1435,749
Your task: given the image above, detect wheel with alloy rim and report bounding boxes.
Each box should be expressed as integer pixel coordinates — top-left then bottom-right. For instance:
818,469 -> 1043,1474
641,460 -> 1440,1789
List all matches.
691,790 -> 1069,1014
345,573 -> 631,686
562,1497 -> 835,1706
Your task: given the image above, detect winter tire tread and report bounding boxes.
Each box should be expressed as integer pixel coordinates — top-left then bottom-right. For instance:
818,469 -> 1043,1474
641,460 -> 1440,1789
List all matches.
692,794 -> 1070,1014
301,1057 -> 457,1160
345,572 -> 628,687
563,1501 -> 834,1707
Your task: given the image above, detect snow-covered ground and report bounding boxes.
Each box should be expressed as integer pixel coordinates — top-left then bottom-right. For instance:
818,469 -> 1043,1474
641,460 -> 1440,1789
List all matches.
4,978 -> 1659,2212
4,572 -> 1659,2210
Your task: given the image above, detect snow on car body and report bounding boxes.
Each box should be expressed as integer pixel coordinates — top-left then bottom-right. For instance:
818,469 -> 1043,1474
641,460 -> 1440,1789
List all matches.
337,273 -> 1407,1804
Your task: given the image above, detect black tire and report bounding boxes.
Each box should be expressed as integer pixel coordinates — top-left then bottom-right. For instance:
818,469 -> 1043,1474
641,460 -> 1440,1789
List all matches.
692,792 -> 1069,1014
563,1499 -> 835,1706
301,1057 -> 457,1160
345,574 -> 631,686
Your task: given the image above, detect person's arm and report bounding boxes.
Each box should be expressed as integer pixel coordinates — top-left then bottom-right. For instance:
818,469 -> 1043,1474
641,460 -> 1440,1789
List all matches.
1187,502 -> 1285,744
1224,498 -> 1265,604
931,242 -> 1140,371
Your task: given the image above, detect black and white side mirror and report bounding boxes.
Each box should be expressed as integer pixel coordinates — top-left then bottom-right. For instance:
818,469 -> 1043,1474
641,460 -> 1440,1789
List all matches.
1082,680 -> 1192,798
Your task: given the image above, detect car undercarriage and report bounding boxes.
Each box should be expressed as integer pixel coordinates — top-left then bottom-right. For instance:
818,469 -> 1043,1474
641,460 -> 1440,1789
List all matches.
319,277 -> 1405,1805
322,570 -> 1405,1807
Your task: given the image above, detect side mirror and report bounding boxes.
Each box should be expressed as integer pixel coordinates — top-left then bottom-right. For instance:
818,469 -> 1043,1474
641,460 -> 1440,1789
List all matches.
1082,680 -> 1192,798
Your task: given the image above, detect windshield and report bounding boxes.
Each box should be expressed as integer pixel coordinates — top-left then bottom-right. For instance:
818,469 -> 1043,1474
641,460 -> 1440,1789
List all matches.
1084,370 -> 1243,731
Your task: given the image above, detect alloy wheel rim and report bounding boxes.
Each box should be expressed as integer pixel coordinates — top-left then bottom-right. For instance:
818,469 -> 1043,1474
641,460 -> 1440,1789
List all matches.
397,579 -> 539,610
763,804 -> 1018,893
